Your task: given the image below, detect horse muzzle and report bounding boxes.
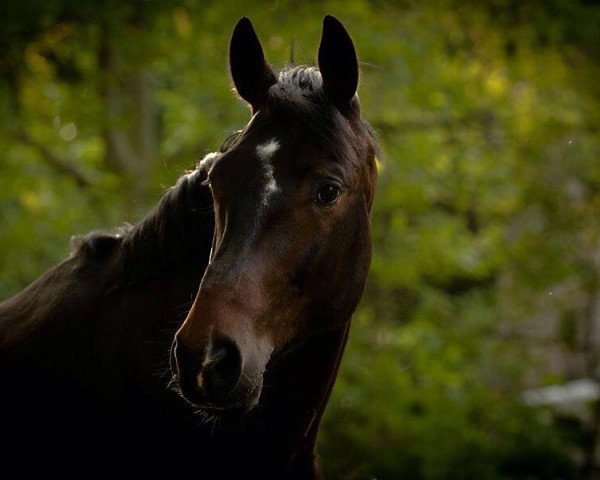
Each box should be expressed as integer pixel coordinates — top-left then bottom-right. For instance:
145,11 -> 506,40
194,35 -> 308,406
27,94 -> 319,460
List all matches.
170,334 -> 264,414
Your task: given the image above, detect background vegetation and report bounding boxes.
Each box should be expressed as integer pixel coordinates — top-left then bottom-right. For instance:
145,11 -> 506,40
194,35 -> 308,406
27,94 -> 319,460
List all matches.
1,0 -> 599,478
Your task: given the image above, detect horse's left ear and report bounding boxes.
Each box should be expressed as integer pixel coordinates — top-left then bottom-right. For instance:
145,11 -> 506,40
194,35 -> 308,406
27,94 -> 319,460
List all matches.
229,17 -> 277,111
318,15 -> 359,108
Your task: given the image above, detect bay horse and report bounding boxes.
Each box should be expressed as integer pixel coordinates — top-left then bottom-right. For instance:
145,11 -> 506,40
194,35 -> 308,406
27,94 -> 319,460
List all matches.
0,16 -> 377,478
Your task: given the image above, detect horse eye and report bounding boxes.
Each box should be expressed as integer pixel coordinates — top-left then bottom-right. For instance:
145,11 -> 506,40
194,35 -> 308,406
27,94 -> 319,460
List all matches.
315,184 -> 341,206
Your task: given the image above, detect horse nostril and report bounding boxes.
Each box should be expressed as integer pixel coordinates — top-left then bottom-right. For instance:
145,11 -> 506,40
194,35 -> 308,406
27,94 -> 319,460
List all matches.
171,337 -> 202,391
200,337 -> 242,402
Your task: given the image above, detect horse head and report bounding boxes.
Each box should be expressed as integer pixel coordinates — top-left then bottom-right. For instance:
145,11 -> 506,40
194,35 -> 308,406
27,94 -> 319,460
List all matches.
171,16 -> 377,416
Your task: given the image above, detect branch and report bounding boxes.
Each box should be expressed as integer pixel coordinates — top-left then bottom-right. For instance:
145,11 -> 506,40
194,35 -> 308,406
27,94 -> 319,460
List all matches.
6,72 -> 93,188
14,127 -> 93,188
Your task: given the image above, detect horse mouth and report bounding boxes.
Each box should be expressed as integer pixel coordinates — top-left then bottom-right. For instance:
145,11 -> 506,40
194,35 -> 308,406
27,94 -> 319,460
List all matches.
168,372 -> 262,416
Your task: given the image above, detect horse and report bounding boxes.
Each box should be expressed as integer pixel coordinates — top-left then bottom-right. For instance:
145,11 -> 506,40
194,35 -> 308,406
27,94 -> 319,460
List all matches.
0,16 -> 377,478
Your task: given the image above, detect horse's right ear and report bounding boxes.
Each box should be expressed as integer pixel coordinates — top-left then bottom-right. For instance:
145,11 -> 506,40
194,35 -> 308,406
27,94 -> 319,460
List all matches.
318,16 -> 359,109
229,17 -> 277,112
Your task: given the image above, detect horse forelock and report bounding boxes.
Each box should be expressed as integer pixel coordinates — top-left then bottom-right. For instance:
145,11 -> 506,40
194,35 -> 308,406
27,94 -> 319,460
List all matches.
277,66 -> 323,93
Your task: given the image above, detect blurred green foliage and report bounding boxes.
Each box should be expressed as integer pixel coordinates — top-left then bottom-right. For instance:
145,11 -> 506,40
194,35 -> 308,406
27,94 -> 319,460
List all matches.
1,0 -> 599,478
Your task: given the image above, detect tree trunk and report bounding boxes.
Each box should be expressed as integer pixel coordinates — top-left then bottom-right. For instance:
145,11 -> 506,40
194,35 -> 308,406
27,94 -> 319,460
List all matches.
98,16 -> 157,212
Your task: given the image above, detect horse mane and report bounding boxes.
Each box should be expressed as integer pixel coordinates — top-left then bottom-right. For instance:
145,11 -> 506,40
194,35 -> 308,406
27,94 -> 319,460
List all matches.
68,166 -> 214,290
120,167 -> 215,284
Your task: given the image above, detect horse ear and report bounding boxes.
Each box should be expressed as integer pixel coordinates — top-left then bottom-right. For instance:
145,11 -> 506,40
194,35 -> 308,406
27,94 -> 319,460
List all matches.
318,15 -> 359,107
229,17 -> 277,111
